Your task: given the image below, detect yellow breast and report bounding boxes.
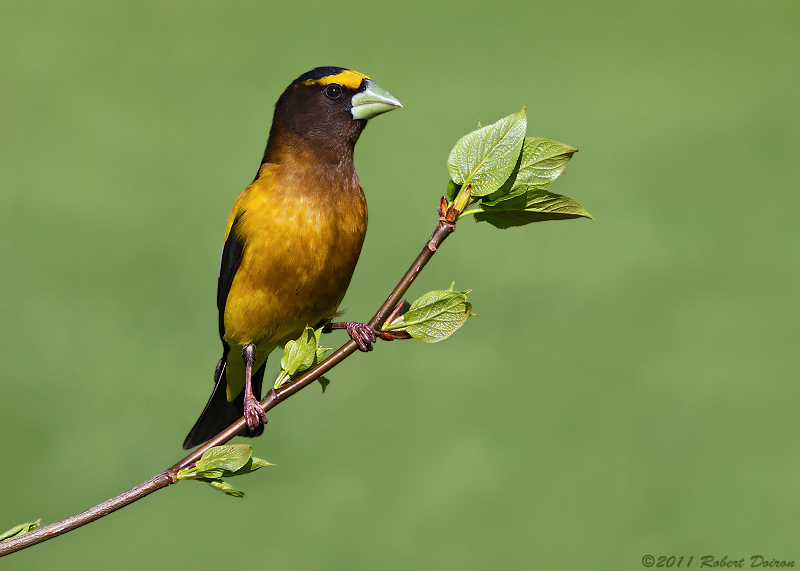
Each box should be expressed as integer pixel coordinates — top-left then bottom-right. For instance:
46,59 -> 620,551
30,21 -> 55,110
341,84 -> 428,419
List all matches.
221,162 -> 367,350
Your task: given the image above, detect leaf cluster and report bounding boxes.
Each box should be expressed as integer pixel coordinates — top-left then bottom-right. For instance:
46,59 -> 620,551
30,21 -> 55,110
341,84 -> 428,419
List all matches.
446,108 -> 591,228
176,444 -> 273,498
274,326 -> 332,391
383,284 -> 475,343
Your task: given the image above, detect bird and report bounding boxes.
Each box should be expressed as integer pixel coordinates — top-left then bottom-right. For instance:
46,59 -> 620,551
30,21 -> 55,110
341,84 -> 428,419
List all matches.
183,67 -> 401,450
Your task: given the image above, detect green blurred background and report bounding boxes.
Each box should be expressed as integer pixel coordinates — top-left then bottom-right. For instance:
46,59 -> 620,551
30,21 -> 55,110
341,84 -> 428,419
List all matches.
2,1 -> 799,568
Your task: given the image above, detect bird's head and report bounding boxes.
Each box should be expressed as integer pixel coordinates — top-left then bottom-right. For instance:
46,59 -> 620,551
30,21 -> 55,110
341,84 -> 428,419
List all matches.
264,67 -> 401,164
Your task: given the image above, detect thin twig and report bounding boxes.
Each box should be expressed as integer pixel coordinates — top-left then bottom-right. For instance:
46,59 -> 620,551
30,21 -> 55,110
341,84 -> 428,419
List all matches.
0,210 -> 457,558
0,474 -> 174,555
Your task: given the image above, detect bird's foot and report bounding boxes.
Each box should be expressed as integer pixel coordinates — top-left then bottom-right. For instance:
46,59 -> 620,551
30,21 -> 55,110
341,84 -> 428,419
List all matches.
243,393 -> 268,431
344,321 -> 378,352
323,320 -> 386,351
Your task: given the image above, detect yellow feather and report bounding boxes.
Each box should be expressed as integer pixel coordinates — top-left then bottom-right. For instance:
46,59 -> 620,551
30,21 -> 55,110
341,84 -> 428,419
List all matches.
221,157 -> 367,399
303,69 -> 369,90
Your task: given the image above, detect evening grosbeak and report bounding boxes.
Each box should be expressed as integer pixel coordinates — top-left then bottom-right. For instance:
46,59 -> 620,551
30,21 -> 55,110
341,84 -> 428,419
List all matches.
183,67 -> 401,449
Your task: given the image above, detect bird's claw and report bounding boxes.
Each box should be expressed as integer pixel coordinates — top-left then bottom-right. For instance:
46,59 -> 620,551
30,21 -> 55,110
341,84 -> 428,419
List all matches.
243,394 -> 267,431
345,321 -> 378,352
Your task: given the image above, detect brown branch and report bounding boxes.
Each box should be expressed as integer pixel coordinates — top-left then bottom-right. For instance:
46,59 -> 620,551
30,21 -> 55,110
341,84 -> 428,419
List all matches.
0,473 -> 174,555
0,207 -> 457,558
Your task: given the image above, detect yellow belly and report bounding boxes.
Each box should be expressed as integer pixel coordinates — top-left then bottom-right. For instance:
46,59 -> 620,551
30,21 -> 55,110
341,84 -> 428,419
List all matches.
220,169 -> 367,400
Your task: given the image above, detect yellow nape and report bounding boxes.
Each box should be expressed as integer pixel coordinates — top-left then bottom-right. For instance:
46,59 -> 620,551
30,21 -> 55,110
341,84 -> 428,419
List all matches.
304,69 -> 369,90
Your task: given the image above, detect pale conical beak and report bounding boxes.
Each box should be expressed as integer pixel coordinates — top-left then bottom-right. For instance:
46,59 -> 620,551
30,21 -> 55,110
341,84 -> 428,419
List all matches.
350,79 -> 402,120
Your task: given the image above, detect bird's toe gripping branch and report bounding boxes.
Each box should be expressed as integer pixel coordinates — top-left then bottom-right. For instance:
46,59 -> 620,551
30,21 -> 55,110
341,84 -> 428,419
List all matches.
243,393 -> 268,431
344,322 -> 379,352
324,321 -> 390,351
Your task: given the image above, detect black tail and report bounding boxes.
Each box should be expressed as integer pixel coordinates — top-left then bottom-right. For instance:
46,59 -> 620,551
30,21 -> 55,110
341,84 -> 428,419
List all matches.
183,348 -> 267,450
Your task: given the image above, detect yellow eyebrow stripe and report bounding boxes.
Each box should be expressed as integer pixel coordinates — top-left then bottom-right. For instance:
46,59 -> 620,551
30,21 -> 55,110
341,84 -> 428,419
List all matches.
304,70 -> 369,90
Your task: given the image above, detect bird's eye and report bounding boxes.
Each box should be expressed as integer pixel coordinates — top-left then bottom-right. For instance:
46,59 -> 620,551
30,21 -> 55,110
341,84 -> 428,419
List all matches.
324,84 -> 343,100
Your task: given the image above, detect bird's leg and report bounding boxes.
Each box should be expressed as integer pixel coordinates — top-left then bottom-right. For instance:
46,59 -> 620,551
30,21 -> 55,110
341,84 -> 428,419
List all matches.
324,321 -> 381,352
242,344 -> 267,431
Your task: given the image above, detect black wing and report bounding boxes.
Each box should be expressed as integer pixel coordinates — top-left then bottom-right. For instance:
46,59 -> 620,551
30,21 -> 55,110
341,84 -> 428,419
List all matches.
217,213 -> 245,340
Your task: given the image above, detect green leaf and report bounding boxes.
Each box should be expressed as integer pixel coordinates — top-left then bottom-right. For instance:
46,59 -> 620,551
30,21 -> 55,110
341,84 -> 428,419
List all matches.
472,187 -> 593,229
385,288 -> 475,343
315,344 -> 331,365
229,456 -> 275,477
477,137 -> 576,205
280,326 -> 318,377
447,108 -> 527,197
176,468 -> 200,480
247,457 -> 274,470
479,186 -> 527,209
177,446 -> 272,497
195,444 -> 252,473
1,519 -> 41,542
203,479 -> 246,498
318,376 -> 331,393
446,179 -> 461,202
176,444 -> 253,480
511,137 -> 576,189
275,326 -> 331,389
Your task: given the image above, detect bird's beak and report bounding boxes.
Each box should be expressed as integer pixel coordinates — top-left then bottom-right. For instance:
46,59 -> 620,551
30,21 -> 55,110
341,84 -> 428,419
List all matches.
350,79 -> 402,120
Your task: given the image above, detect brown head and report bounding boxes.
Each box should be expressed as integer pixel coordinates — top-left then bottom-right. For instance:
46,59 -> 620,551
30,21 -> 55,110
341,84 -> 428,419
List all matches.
259,67 -> 401,170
